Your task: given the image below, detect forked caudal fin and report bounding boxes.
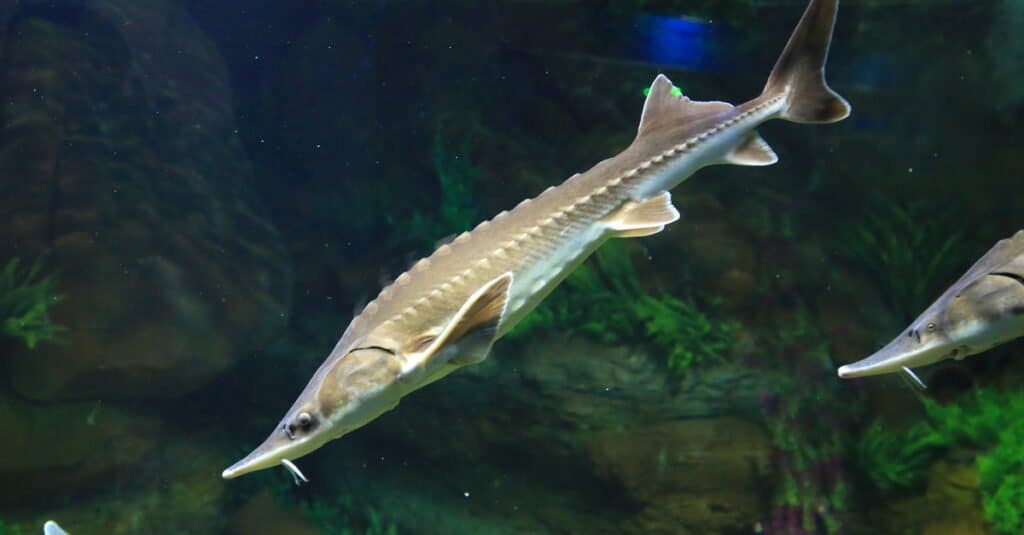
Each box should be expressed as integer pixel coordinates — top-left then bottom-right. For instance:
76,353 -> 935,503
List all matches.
762,0 -> 850,124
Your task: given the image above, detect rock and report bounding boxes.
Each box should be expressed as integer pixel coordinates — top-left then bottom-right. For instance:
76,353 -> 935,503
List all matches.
880,460 -> 989,535
11,428 -> 232,534
0,393 -> 159,506
630,492 -> 759,535
364,336 -> 778,531
678,221 -> 757,285
586,418 -> 772,534
372,336 -> 779,462
585,418 -> 772,503
713,268 -> 758,312
227,491 -> 320,535
0,0 -> 291,401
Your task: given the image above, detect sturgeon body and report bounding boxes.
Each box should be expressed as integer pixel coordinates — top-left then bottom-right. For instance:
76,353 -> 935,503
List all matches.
838,231 -> 1024,380
224,0 -> 851,480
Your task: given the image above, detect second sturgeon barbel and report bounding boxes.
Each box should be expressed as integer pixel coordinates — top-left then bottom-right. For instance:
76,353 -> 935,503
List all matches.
224,0 -> 851,481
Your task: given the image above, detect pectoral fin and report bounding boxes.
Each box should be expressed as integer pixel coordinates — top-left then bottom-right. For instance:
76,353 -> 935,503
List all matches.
605,192 -> 680,238
401,272 -> 513,373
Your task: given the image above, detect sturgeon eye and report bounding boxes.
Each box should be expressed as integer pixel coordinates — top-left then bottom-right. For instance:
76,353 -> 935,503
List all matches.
927,322 -> 936,331
285,411 -> 316,439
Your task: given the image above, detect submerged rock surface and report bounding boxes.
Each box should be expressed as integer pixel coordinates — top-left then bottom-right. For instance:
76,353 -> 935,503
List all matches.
0,393 -> 159,505
361,336 -> 778,533
0,0 -> 291,401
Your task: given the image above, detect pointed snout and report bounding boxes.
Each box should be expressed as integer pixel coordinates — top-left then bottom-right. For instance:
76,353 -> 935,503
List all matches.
223,429 -> 312,479
837,334 -> 950,379
223,438 -> 285,479
222,453 -> 271,480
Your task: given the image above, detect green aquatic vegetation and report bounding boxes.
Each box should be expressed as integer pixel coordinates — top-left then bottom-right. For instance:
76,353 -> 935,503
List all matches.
739,188 -> 799,240
0,257 -> 64,349
937,391 -> 1024,534
760,338 -> 853,534
842,196 -> 965,323
399,121 -> 481,253
302,494 -> 398,535
856,389 -> 1024,534
0,519 -> 24,535
978,423 -> 1024,535
508,241 -> 738,374
856,420 -> 944,491
633,295 -> 735,373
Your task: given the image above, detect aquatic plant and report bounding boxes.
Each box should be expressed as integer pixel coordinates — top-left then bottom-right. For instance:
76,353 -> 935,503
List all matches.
739,187 -> 802,240
507,240 -> 738,374
855,389 -> 1024,534
302,493 -> 398,535
977,425 -> 1024,535
0,257 -> 64,349
633,295 -> 735,373
753,305 -> 856,528
759,341 -> 853,535
856,420 -> 943,492
0,519 -> 24,535
231,453 -> 398,535
841,195 -> 966,323
399,121 -> 481,253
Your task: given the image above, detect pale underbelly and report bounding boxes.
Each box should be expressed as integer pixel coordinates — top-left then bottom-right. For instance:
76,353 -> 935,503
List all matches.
498,220 -> 609,337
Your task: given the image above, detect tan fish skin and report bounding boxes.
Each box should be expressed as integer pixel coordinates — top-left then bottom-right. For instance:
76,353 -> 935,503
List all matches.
839,230 -> 1024,379
223,0 -> 850,480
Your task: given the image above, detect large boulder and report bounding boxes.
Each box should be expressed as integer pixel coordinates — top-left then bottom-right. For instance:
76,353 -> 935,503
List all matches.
364,336 -> 777,532
586,418 -> 773,534
0,393 -> 159,506
373,336 -> 777,461
0,391 -> 232,534
876,460 -> 989,535
0,0 -> 291,400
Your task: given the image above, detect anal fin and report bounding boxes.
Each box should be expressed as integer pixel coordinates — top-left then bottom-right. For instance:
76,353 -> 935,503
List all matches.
401,272 -> 513,374
725,133 -> 778,166
605,192 -> 680,238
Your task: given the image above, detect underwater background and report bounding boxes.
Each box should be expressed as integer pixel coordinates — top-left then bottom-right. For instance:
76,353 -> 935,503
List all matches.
0,0 -> 1022,533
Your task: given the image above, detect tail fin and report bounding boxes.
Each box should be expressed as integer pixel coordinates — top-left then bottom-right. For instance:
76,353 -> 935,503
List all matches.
763,0 -> 851,124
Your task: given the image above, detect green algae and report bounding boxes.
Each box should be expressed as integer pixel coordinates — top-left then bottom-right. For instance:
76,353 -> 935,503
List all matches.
303,494 -> 398,535
0,520 -> 25,535
0,257 -> 64,349
841,196 -> 966,323
856,388 -> 1024,534
399,121 -> 481,254
508,240 -> 737,375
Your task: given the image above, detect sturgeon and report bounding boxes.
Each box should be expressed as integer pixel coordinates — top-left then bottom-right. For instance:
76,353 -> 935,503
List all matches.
838,230 -> 1024,380
223,0 -> 851,480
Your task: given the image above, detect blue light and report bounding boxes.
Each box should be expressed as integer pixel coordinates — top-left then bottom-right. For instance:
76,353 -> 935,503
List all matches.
634,14 -> 727,72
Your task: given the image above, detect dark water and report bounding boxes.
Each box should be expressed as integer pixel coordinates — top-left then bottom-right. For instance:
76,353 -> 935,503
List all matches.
0,0 -> 1021,533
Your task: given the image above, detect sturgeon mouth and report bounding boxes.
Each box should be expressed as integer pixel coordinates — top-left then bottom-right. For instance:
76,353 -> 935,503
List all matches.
837,337 -> 949,378
222,431 -> 318,480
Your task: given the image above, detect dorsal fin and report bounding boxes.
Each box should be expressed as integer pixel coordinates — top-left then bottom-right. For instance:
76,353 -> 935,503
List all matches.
637,74 -> 733,139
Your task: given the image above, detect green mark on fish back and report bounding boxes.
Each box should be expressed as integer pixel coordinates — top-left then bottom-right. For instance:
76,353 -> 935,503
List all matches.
643,84 -> 683,97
